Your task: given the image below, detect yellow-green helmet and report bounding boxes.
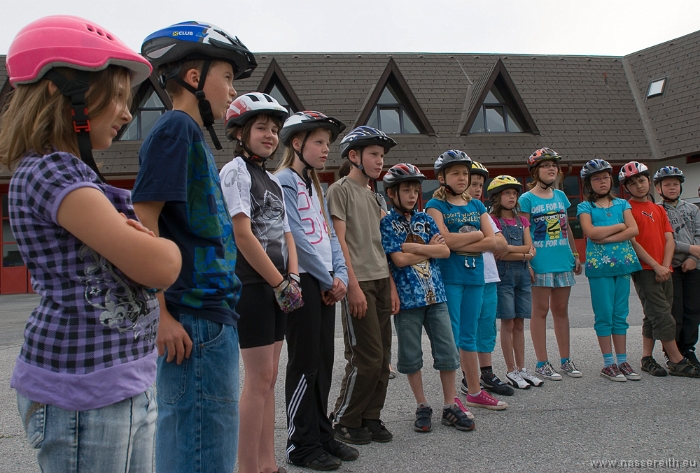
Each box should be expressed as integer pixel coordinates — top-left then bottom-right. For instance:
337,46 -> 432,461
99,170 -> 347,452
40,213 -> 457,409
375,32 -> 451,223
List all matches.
487,175 -> 521,198
470,161 -> 489,179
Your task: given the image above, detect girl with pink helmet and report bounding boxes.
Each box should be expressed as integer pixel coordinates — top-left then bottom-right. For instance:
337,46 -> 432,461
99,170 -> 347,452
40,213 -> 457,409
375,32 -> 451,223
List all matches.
0,16 -> 181,472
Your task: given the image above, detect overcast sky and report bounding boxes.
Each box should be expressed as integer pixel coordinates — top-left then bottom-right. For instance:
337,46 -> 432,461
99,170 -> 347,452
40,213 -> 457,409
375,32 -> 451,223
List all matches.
3,1 -> 700,57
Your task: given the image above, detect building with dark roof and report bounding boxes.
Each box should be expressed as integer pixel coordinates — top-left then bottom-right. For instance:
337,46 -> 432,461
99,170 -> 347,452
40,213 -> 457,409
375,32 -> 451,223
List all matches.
1,30 -> 699,293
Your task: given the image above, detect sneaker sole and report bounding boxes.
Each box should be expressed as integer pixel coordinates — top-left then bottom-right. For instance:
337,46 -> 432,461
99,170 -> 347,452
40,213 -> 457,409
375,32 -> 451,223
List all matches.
465,400 -> 508,411
540,374 -> 562,381
333,432 -> 371,445
441,419 -> 475,431
563,371 -> 583,378
668,370 -> 700,378
600,372 -> 626,382
622,374 -> 641,381
370,436 -> 393,443
523,378 -> 544,387
413,425 -> 432,433
481,384 -> 515,396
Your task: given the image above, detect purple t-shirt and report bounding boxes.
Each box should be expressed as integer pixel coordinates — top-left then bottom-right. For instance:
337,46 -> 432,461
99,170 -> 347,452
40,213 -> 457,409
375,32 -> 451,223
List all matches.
9,152 -> 158,411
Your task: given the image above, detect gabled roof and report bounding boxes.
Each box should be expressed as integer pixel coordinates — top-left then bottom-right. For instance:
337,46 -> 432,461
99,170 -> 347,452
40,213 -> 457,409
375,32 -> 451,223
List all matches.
355,57 -> 434,135
257,58 -> 304,112
460,58 -> 539,135
624,29 -> 700,161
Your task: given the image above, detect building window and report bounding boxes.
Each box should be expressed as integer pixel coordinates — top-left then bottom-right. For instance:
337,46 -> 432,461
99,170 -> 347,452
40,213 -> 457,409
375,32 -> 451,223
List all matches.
470,86 -> 523,133
268,84 -> 296,115
366,84 -> 420,134
120,90 -> 166,141
647,78 -> 667,98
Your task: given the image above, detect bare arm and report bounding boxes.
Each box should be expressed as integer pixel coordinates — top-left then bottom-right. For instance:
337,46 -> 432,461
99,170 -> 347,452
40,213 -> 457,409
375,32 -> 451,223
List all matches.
133,200 -> 191,364
426,208 -> 484,251
458,213 -> 496,253
58,191 -> 181,289
285,231 -> 298,276
566,215 -> 582,275
593,209 -> 639,244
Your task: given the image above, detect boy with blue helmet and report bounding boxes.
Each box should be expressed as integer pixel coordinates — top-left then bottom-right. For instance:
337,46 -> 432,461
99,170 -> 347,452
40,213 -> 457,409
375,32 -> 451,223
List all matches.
132,21 -> 256,473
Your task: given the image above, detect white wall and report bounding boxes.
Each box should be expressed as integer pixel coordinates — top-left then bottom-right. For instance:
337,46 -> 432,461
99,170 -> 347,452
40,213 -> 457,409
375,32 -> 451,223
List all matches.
647,157 -> 700,200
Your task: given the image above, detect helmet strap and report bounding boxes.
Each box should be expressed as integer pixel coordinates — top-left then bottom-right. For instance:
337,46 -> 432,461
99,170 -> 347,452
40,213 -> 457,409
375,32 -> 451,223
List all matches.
239,141 -> 267,172
169,60 -> 223,150
349,148 -> 371,179
293,131 -> 315,196
44,70 -> 105,183
389,186 -> 414,215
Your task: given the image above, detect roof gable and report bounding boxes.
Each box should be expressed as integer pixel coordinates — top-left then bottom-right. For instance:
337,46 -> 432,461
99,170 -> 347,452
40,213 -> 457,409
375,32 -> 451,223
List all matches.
461,58 -> 539,135
257,58 -> 304,112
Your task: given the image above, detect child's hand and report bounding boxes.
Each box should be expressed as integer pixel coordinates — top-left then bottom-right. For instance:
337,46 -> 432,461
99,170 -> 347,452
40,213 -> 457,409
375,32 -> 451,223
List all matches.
653,264 -> 671,282
689,245 -> 700,258
323,278 -> 347,304
529,245 -> 536,258
273,277 -> 304,313
347,282 -> 368,318
573,257 -> 582,275
120,213 -> 156,237
529,266 -> 535,283
157,308 -> 193,364
390,282 -> 400,315
682,258 -> 697,272
428,233 -> 445,246
493,245 -> 510,260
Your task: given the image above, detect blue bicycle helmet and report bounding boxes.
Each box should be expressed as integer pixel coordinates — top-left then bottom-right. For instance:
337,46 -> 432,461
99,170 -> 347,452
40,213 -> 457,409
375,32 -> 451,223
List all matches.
580,159 -> 613,180
653,166 -> 685,184
434,150 -> 472,175
339,126 -> 396,158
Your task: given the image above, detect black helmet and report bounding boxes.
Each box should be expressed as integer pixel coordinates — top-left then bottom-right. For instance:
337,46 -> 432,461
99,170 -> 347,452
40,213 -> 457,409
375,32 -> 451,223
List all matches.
383,163 -> 426,190
339,126 -> 396,158
434,150 -> 472,175
580,159 -> 613,180
280,111 -> 346,146
141,21 -> 256,80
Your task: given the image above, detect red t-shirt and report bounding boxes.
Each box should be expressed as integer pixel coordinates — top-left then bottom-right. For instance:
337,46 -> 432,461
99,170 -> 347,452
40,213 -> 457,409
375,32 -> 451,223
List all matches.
629,200 -> 673,271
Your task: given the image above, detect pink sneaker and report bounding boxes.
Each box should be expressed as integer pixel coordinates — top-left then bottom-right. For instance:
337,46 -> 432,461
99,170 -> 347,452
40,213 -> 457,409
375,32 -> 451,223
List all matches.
453,396 -> 475,420
465,390 -> 508,411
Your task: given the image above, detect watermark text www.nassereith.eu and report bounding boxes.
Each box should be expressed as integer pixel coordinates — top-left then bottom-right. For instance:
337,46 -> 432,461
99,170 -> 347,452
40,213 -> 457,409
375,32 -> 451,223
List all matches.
591,458 -> 698,469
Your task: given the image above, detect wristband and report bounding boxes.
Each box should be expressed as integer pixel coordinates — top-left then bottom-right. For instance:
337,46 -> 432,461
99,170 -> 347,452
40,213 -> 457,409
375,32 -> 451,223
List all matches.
572,252 -> 580,258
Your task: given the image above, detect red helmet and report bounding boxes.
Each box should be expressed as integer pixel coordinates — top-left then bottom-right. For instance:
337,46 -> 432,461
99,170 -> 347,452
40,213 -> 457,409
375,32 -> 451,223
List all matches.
618,161 -> 649,186
527,147 -> 561,171
7,15 -> 151,87
383,163 -> 426,189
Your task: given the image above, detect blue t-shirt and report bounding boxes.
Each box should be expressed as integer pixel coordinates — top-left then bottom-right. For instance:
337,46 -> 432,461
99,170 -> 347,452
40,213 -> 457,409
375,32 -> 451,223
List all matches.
381,209 -> 447,310
132,110 -> 241,326
519,189 -> 575,274
424,198 -> 486,285
576,198 -> 642,277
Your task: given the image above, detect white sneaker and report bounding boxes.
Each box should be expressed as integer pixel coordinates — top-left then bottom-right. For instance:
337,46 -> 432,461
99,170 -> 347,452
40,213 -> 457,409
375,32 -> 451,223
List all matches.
561,359 -> 583,378
506,370 -> 530,389
535,361 -> 562,381
518,367 -> 544,387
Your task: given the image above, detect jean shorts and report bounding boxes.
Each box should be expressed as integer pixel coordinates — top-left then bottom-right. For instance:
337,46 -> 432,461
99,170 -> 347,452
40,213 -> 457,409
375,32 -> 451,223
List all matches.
496,261 -> 532,319
393,302 -> 460,374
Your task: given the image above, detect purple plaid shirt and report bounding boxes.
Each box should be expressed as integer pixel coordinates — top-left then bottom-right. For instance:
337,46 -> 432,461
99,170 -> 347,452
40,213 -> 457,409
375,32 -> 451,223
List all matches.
9,152 -> 159,411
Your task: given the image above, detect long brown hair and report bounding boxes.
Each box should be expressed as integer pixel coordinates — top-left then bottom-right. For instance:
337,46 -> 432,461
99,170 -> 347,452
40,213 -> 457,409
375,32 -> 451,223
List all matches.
490,190 -> 521,217
275,128 -> 331,231
527,161 -> 561,190
0,66 -> 131,170
583,171 -> 616,202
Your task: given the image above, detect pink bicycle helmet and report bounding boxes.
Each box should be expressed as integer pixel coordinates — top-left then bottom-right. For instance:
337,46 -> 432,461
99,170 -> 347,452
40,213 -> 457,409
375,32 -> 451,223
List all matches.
618,161 -> 649,186
7,15 -> 151,87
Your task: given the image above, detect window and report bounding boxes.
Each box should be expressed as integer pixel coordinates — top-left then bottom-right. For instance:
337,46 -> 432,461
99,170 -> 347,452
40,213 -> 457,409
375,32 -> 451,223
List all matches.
120,90 -> 166,140
647,78 -> 667,98
470,87 -> 523,133
268,84 -> 296,115
366,84 -> 420,134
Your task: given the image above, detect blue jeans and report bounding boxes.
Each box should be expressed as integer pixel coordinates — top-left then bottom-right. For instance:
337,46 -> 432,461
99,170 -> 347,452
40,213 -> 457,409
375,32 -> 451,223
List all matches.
496,261 -> 532,319
156,314 -> 240,473
17,386 -> 156,473
394,302 -> 460,374
444,283 -> 485,352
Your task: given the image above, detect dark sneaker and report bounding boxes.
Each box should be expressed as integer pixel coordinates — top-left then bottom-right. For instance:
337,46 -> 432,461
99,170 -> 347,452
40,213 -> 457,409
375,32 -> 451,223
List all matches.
600,364 -> 626,382
441,404 -> 475,431
667,358 -> 700,378
618,362 -> 641,381
414,406 -> 432,432
480,369 -> 515,396
641,356 -> 668,377
323,439 -> 359,462
333,423 -> 371,445
460,375 -> 469,395
361,419 -> 393,443
683,350 -> 700,368
304,453 -> 341,471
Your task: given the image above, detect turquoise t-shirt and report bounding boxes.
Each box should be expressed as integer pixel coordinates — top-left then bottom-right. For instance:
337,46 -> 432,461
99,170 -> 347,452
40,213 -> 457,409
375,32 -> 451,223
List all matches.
576,198 -> 642,277
518,189 -> 575,274
424,198 -> 486,285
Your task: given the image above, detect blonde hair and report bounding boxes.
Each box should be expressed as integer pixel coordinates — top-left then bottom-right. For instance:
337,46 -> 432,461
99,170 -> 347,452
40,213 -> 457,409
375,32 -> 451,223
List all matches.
432,168 -> 472,202
0,66 -> 131,170
275,129 -> 331,231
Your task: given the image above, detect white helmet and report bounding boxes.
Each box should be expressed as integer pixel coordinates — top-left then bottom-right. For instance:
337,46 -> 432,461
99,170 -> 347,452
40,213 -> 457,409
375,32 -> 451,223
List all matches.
225,92 -> 289,128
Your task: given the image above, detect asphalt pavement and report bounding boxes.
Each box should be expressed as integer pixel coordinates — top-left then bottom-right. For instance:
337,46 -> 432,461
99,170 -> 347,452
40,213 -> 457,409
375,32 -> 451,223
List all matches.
0,276 -> 698,472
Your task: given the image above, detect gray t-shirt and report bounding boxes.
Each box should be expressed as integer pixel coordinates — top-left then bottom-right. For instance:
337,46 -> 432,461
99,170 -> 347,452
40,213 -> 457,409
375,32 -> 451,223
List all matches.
327,177 -> 389,282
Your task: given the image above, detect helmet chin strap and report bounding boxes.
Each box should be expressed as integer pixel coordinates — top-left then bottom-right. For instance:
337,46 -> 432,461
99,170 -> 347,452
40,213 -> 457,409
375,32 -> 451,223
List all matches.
240,141 -> 268,171
390,190 -> 414,215
659,184 -> 682,203
167,59 -> 223,150
349,149 -> 371,179
293,131 -> 317,197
